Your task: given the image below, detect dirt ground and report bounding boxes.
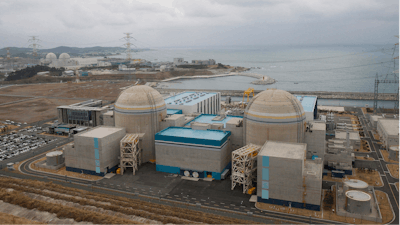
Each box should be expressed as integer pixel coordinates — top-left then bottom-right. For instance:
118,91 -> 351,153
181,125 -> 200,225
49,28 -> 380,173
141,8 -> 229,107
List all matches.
323,168 -> 383,186
356,140 -> 371,153
0,81 -> 135,101
256,188 -> 393,224
380,150 -> 398,164
396,183 -> 399,191
0,211 -> 42,224
0,98 -> 81,123
387,164 -> 399,179
0,96 -> 31,105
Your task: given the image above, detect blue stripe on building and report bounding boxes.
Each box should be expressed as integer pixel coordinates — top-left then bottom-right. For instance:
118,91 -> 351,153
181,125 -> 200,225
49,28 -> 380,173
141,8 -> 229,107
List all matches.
156,162 -> 231,180
257,196 -> 321,211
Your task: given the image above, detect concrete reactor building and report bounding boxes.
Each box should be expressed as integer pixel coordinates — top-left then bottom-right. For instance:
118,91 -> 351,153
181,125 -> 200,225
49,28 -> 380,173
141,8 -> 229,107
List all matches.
244,89 -> 306,145
114,85 -> 167,162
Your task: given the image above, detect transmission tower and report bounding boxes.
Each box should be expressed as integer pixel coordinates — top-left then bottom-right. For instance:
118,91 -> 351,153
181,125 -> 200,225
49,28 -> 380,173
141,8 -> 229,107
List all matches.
28,36 -> 41,57
122,33 -> 136,61
374,73 -> 400,115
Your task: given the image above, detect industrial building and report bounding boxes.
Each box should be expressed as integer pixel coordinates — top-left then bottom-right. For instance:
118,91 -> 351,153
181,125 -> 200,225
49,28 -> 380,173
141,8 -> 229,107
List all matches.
114,85 -> 167,163
244,89 -> 306,145
376,118 -> 399,149
165,92 -> 221,115
185,114 -> 244,149
295,95 -> 318,121
389,145 -> 399,161
155,127 -> 231,180
65,126 -> 126,176
40,52 -> 78,68
257,141 -> 323,211
304,121 -> 326,159
57,100 -> 109,127
335,130 -> 361,150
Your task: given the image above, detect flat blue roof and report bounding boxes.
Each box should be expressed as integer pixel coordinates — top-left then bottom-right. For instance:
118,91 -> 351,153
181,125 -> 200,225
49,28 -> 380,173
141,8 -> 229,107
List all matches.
185,114 -> 243,128
295,95 -> 317,112
167,109 -> 182,115
165,92 -> 218,106
155,127 -> 231,147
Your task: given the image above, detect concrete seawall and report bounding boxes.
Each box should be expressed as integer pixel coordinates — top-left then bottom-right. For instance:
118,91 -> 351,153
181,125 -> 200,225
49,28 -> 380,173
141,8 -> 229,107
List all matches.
155,88 -> 397,101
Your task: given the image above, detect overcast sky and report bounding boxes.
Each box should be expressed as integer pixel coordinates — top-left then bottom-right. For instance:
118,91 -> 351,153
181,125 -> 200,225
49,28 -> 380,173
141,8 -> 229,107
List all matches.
0,0 -> 398,49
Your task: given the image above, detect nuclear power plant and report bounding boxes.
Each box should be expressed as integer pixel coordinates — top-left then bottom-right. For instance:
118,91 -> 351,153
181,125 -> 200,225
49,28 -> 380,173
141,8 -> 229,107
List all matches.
57,84 -> 387,221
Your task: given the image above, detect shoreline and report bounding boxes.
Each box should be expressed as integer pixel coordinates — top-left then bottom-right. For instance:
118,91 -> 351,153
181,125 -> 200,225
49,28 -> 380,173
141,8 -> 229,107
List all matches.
159,72 -> 276,85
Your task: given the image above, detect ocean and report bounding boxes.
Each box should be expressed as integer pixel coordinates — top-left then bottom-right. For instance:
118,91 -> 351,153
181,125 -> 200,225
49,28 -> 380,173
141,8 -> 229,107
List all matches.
118,44 -> 398,107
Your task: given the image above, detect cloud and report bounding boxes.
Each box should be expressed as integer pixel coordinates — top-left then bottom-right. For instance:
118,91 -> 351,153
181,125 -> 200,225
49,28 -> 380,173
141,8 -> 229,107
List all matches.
0,0 -> 398,48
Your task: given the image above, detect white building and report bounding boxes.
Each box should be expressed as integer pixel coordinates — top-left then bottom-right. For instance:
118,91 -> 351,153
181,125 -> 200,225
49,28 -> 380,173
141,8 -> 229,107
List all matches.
165,91 -> 221,115
377,119 -> 399,149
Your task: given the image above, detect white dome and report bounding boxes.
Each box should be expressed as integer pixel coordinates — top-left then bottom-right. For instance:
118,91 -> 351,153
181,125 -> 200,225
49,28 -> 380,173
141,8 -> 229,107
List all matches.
46,53 -> 57,60
59,53 -> 71,59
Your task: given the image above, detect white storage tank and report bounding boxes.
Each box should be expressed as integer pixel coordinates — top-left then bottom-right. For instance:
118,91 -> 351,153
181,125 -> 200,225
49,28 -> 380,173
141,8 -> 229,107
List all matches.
343,179 -> 369,192
389,146 -> 399,161
7,163 -> 14,170
345,190 -> 372,214
46,151 -> 64,166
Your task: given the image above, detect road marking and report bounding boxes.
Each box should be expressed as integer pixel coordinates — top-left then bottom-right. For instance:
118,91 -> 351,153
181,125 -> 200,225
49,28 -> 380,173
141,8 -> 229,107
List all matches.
191,198 -> 196,200
220,202 -> 225,205
116,185 -> 120,187
240,206 -> 246,208
230,204 -> 235,206
211,201 -> 215,203
200,199 -> 206,201
174,195 -> 179,197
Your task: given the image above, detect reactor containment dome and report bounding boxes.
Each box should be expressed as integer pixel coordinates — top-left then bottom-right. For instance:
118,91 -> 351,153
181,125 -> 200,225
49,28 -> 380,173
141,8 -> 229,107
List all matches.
45,53 -> 57,60
114,85 -> 167,163
244,89 -> 306,145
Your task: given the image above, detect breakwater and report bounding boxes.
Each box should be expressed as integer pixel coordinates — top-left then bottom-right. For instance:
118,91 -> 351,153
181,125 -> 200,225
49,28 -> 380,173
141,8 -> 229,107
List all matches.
155,88 -> 397,101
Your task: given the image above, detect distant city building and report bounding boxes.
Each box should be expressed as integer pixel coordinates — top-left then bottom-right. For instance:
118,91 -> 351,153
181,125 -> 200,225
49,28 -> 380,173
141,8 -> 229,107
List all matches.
191,59 -> 216,65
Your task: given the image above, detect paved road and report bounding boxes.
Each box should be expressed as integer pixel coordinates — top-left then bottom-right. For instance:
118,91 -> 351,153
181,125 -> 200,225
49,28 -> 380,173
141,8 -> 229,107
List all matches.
354,107 -> 399,224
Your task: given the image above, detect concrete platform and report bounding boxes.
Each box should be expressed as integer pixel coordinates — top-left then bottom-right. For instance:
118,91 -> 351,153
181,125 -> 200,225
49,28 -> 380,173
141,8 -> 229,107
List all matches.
104,173 -> 115,179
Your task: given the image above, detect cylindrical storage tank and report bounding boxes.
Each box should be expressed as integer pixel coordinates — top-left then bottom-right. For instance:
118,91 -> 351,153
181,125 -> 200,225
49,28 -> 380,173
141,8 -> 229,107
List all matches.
345,190 -> 371,214
46,151 -> 64,166
343,179 -> 369,192
7,163 -> 14,170
114,86 -> 167,162
244,89 -> 306,145
389,146 -> 399,161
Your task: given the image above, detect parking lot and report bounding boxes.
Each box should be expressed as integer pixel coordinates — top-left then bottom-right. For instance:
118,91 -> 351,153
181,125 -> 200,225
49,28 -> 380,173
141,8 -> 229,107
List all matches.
0,123 -> 58,162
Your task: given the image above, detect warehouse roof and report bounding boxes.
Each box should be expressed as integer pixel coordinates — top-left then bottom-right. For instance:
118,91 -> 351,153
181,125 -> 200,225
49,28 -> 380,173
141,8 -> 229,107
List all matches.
378,119 -> 399,136
79,126 -> 125,138
155,127 -> 230,147
185,114 -> 243,128
165,92 -> 218,106
295,95 -> 317,112
259,141 -> 306,160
